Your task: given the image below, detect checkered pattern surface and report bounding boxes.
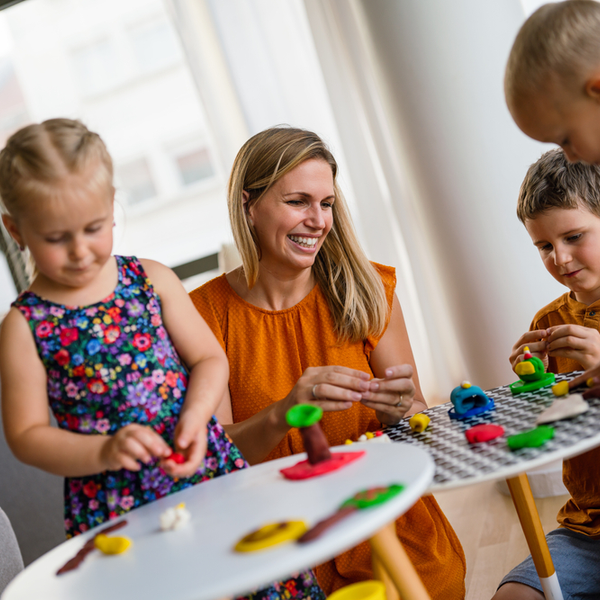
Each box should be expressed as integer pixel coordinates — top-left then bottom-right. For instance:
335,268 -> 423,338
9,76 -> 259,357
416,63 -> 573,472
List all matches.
385,372 -> 600,490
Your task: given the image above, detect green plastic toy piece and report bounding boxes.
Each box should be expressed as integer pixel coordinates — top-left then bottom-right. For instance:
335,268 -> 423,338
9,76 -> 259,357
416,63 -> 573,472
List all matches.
340,484 -> 405,510
507,425 -> 554,450
509,373 -> 556,394
286,404 -> 323,428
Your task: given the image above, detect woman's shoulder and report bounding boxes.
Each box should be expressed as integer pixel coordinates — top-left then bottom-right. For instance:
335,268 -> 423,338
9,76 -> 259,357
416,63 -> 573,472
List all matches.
189,273 -> 232,318
370,261 -> 396,288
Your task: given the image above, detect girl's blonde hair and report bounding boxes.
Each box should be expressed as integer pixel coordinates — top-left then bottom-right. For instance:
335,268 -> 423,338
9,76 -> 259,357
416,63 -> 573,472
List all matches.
0,118 -> 113,218
505,1 -> 600,104
229,126 -> 388,343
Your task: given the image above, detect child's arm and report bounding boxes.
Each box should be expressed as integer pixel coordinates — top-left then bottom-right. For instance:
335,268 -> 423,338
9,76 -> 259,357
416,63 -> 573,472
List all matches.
0,309 -> 171,477
509,330 -> 548,371
141,260 -> 229,478
545,324 -> 600,370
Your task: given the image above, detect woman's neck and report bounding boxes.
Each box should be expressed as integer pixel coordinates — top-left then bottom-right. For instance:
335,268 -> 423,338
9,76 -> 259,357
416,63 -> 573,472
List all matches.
227,265 -> 316,311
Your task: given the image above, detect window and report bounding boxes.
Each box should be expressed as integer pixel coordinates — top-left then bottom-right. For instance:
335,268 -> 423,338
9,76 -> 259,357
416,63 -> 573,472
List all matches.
117,157 -> 157,205
129,18 -> 182,74
175,147 -> 214,186
71,38 -> 122,96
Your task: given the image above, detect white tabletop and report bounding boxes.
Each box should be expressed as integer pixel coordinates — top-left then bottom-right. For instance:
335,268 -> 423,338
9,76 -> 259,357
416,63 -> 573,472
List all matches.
386,372 -> 600,492
2,443 -> 433,600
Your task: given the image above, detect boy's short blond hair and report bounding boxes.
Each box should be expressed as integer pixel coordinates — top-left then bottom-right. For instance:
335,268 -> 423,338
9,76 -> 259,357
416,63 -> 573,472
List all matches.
505,1 -> 600,104
517,148 -> 600,222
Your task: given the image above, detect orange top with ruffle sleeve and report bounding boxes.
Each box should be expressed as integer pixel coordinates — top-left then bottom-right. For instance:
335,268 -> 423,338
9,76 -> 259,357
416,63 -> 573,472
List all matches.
190,263 -> 465,598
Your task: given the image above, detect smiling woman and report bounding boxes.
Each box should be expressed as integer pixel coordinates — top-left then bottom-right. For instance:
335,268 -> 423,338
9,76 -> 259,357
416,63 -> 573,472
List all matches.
190,126 -> 467,598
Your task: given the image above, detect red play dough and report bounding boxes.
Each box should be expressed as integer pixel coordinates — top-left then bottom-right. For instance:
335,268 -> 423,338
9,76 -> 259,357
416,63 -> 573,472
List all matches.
280,451 -> 366,480
465,424 -> 504,444
168,452 -> 185,464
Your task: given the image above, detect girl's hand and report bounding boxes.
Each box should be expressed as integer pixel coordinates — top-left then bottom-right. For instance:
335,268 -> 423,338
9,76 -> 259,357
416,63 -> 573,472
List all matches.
286,366 -> 372,412
100,424 -> 171,472
160,410 -> 209,478
360,364 -> 416,425
510,330 -> 548,371
546,324 -> 600,370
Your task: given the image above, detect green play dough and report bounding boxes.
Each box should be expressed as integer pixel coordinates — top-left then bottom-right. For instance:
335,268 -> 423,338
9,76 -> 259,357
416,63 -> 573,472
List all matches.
286,404 -> 323,428
507,425 -> 554,450
340,484 -> 405,509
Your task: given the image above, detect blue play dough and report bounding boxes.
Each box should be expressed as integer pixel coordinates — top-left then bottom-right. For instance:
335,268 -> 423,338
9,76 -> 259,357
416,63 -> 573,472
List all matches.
448,397 -> 495,420
450,384 -> 492,415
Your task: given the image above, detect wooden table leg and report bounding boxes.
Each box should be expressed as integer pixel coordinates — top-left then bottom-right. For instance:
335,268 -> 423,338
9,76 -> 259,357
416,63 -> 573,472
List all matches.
369,522 -> 430,600
506,474 -> 564,600
372,538 -> 400,600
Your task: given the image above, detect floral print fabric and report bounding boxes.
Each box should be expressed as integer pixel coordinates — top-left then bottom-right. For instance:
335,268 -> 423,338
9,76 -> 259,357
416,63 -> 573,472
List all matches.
12,256 -> 325,600
12,256 -> 246,537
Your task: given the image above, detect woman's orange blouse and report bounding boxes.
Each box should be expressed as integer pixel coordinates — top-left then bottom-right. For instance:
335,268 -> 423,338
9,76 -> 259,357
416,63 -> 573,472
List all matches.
190,264 -> 466,598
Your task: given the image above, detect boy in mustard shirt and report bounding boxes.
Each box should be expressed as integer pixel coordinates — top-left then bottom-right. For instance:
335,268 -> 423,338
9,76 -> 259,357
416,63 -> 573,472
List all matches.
495,149 -> 600,598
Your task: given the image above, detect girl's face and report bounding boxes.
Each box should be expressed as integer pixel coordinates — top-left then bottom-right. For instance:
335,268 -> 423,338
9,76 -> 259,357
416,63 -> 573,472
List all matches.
247,159 -> 335,276
4,174 -> 114,292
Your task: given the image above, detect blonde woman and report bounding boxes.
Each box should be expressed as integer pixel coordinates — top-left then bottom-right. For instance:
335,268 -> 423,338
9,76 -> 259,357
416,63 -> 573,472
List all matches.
190,126 -> 466,598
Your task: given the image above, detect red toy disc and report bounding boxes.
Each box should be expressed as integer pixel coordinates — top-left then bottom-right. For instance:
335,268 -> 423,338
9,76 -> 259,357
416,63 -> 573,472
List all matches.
167,452 -> 186,464
280,451 -> 366,480
465,424 -> 504,444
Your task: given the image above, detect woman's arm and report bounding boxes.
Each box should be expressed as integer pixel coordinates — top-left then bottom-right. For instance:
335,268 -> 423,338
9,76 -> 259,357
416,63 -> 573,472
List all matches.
363,294 -> 428,425
142,259 -> 230,477
214,365 -> 372,465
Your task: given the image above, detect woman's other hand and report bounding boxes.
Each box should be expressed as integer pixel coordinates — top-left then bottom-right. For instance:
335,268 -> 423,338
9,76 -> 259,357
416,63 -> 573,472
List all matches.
286,365 -> 371,411
360,364 -> 416,424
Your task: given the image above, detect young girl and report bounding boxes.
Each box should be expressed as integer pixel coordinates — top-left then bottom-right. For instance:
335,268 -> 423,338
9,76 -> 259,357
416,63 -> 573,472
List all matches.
0,119 -> 324,600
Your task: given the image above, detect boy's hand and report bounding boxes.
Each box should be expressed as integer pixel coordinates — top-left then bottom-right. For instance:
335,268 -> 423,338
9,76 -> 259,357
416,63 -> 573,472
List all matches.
546,324 -> 600,370
160,410 -> 208,479
100,424 -> 171,472
510,330 -> 548,371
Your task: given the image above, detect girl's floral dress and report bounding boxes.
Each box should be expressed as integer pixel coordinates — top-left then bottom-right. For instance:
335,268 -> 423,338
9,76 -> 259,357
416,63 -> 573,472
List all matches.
12,256 -> 324,600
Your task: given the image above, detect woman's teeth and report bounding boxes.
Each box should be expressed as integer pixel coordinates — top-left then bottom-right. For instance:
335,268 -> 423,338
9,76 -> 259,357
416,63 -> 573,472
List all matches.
288,235 -> 317,248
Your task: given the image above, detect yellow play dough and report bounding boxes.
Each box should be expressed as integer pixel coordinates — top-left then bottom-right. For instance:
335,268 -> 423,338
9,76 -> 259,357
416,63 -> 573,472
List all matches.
234,521 -> 307,552
94,534 -> 132,555
551,381 -> 569,397
328,581 -> 386,600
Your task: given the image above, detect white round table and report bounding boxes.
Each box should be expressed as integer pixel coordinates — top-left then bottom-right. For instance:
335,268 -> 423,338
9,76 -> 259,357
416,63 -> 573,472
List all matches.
2,443 -> 433,600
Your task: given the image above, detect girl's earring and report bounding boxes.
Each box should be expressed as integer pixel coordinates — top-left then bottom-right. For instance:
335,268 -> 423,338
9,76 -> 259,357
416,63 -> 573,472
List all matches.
19,245 -> 25,252
113,220 -> 116,227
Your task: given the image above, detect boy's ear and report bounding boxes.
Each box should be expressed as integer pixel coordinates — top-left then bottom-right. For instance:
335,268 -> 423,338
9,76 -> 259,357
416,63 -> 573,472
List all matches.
1,214 -> 24,249
585,71 -> 600,102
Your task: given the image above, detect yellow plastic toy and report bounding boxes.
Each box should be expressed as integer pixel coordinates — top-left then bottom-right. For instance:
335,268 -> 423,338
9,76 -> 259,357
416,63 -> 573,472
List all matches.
409,413 -> 430,433
94,534 -> 132,555
234,521 -> 307,552
328,580 -> 387,600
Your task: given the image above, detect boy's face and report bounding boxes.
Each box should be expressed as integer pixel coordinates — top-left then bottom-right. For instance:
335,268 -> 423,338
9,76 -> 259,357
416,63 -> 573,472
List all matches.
509,78 -> 600,164
525,203 -> 600,305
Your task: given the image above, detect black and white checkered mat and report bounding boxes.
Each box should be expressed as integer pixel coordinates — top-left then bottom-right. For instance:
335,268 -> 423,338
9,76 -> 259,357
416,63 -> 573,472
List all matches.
385,372 -> 600,491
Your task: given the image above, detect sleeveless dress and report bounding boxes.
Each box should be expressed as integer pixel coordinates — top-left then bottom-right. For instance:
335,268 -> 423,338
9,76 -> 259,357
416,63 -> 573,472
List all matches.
13,256 -> 324,600
190,263 -> 467,600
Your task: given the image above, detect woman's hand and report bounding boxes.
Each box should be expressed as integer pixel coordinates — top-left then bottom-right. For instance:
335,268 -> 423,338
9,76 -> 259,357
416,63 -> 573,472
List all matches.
509,330 -> 548,371
100,424 -> 171,472
360,364 -> 416,425
285,366 -> 372,412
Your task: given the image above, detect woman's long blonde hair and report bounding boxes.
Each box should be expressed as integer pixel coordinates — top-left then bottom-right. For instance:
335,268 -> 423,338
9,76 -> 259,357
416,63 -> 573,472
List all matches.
229,126 -> 388,343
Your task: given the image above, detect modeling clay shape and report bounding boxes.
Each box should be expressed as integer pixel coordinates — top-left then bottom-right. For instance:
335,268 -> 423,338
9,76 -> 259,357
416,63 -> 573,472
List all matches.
357,431 -> 391,443
450,381 -> 492,414
298,485 -> 405,544
536,394 -> 589,424
448,398 -> 495,420
57,520 -> 128,575
286,404 -> 331,465
465,423 -> 504,444
235,521 -> 307,552
510,347 -> 555,394
551,381 -> 569,397
327,581 -> 387,600
507,425 -> 554,450
280,451 -> 365,480
167,452 -> 185,464
409,413 -> 430,432
160,502 -> 191,531
94,534 -> 132,555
